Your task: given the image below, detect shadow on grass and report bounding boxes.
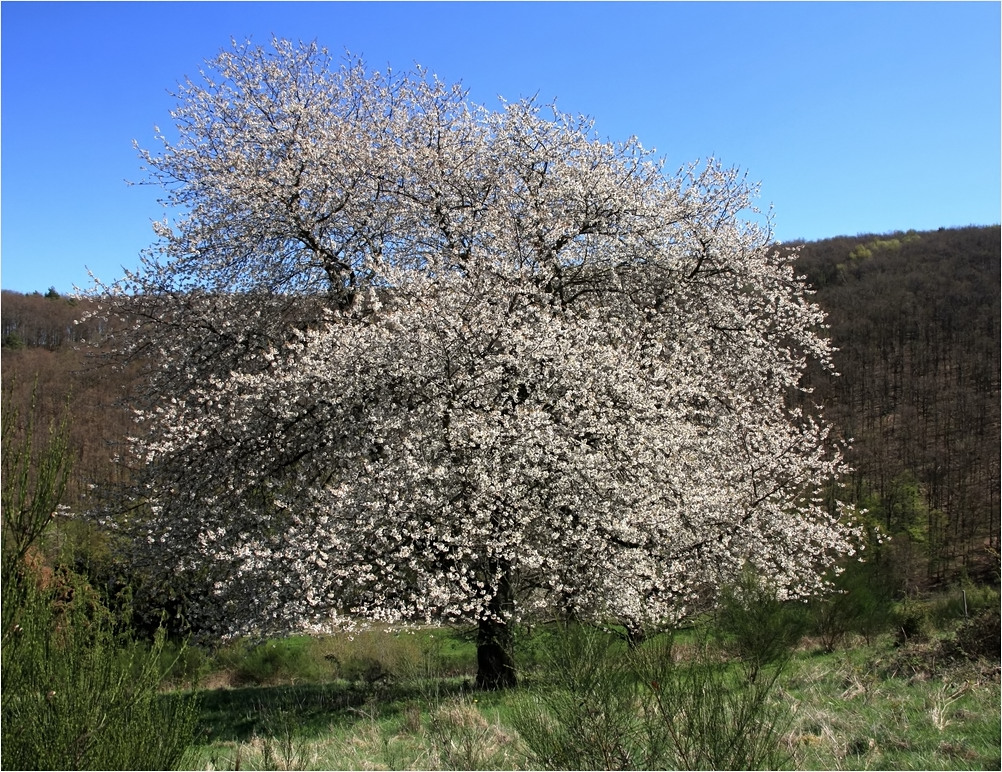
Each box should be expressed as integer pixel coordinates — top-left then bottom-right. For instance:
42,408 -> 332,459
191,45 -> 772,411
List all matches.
196,677 -> 475,743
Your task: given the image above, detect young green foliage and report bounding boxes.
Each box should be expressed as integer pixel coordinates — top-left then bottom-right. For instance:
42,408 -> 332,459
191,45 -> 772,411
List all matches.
1,379 -> 72,582
1,379 -> 200,770
1,571 -> 201,771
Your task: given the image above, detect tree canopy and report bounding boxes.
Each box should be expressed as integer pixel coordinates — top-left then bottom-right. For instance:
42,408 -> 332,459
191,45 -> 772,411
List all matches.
96,39 -> 858,687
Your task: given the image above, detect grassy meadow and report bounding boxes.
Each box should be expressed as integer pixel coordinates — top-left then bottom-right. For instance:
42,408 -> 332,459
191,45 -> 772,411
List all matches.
161,591 -> 1000,771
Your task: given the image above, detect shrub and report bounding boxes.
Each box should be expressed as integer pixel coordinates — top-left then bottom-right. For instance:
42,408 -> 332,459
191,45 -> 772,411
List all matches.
339,654 -> 394,685
318,629 -> 421,685
713,569 -> 808,681
630,633 -> 793,771
951,606 -> 1001,661
808,560 -> 895,651
319,628 -> 476,687
215,636 -> 326,686
1,377 -> 199,769
925,584 -> 1001,627
511,624 -> 640,769
157,639 -> 211,689
892,604 -> 931,646
1,569 -> 200,770
511,624 -> 792,770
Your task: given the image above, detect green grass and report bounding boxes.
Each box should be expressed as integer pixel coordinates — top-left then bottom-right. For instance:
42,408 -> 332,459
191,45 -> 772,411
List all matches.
173,615 -> 999,771
780,638 -> 1000,770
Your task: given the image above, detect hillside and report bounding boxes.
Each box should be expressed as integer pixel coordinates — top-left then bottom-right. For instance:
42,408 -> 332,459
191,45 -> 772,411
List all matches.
1,290 -> 138,506
2,225 -> 999,590
790,225 -> 1000,585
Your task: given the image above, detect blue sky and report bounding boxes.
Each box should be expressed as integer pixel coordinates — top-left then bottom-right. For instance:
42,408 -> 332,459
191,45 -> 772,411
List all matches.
2,1 -> 999,294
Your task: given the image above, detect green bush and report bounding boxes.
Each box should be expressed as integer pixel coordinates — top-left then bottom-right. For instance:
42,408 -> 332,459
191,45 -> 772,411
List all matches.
808,559 -> 896,650
338,653 -> 394,684
156,638 -> 211,688
1,378 -> 200,770
892,604 -> 931,646
713,569 -> 808,682
511,624 -> 640,769
511,624 -> 792,770
1,570 -> 200,770
312,629 -> 417,685
961,584 -> 1001,616
631,633 -> 793,771
951,606 -> 1001,661
319,628 -> 476,686
201,628 -> 477,690
214,636 -> 327,686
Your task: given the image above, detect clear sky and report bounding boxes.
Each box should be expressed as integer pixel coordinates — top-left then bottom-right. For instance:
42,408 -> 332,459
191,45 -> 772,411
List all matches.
2,1 -> 999,294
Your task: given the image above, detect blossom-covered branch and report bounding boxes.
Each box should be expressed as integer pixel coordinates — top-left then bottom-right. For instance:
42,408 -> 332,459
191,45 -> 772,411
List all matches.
96,38 -> 859,689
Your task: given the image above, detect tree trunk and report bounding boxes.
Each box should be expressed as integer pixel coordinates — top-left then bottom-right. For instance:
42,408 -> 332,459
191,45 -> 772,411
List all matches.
476,615 -> 517,690
475,561 -> 517,690
625,621 -> 647,650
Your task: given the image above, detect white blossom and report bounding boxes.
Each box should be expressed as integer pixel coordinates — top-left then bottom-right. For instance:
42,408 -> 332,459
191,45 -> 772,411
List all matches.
97,39 -> 859,640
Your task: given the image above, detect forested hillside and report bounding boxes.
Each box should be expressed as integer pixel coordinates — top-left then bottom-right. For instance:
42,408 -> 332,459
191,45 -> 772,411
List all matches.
789,225 -> 1000,586
2,225 -> 999,591
1,289 -> 138,506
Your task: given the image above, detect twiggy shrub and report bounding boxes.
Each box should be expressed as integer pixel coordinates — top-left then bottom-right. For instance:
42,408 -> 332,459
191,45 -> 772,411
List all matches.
157,638 -> 211,688
925,584 -> 1001,626
950,606 -> 1001,661
511,624 -> 792,770
318,629 -> 424,684
1,378 -> 199,770
0,570 -> 200,770
631,633 -> 792,771
809,560 -> 895,651
892,604 -> 931,646
713,569 -> 808,682
0,379 -> 71,586
511,624 -> 640,769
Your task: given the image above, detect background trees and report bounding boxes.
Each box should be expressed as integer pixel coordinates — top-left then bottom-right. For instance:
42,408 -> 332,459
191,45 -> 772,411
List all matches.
791,226 -> 1001,587
80,39 -> 856,688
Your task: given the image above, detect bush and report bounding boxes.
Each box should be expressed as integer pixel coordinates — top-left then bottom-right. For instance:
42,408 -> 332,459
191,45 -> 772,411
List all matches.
157,639 -> 211,689
511,624 -> 640,769
214,636 -> 327,686
808,560 -> 896,651
631,633 -> 793,771
924,584 -> 1001,627
511,624 -> 792,770
951,606 -> 1001,661
1,378 -> 199,770
317,629 -> 421,685
892,604 -> 931,646
713,569 -> 808,681
1,569 -> 200,770
319,628 -> 476,687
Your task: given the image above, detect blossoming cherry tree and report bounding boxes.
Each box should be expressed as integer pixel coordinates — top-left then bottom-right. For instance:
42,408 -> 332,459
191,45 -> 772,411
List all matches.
103,39 -> 858,689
